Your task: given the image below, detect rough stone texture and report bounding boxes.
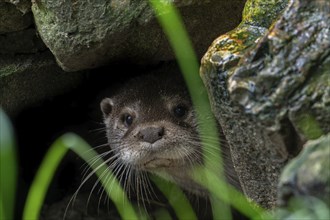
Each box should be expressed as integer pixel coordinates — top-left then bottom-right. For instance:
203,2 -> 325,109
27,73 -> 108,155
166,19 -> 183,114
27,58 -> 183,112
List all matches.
1,0 -> 245,118
229,0 -> 330,140
0,0 -> 46,54
276,134 -> 330,219
201,0 -> 330,209
31,0 -> 246,71
201,0 -> 289,208
0,1 -> 33,34
3,0 -> 31,14
0,52 -> 85,117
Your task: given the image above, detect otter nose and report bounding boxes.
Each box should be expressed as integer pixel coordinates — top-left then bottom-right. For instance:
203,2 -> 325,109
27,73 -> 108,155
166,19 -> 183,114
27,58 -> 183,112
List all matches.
138,127 -> 164,143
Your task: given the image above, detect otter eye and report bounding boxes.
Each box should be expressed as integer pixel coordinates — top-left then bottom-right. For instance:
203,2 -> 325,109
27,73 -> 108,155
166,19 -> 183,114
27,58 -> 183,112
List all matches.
123,114 -> 133,127
173,105 -> 187,118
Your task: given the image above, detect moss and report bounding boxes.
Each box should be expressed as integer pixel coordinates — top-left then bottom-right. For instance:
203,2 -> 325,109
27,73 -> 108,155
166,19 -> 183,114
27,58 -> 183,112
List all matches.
205,0 -> 289,66
295,113 -> 324,140
242,0 -> 289,28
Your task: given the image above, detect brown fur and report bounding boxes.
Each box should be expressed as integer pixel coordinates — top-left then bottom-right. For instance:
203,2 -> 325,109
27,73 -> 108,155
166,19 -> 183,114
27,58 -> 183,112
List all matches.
100,70 -> 240,197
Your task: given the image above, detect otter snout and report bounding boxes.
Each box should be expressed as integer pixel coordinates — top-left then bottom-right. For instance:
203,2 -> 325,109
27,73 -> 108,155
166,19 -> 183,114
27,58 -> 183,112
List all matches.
138,127 -> 164,143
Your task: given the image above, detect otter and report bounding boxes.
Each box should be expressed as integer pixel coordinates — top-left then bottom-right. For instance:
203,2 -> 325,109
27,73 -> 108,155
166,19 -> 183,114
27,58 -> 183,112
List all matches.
100,69 -> 239,197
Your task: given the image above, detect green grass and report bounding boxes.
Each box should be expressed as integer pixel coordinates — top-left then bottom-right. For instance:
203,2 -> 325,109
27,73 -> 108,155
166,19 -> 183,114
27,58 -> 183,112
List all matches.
148,1 -> 232,219
0,109 -> 17,220
23,133 -> 139,220
0,1 -> 270,220
147,1 -> 270,220
193,168 -> 271,220
22,135 -> 68,220
151,175 -> 197,220
61,133 -> 138,219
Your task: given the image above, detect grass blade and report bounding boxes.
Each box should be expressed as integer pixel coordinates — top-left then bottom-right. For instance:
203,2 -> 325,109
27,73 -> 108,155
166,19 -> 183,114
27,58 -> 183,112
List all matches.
0,197 -> 5,220
0,109 -> 18,220
61,133 -> 139,220
23,134 -> 68,220
23,132 -> 139,220
148,1 -> 231,219
193,168 -> 270,220
151,175 -> 197,220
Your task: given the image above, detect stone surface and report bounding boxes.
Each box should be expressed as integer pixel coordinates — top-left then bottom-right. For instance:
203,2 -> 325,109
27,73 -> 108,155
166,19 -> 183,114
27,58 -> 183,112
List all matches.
201,0 -> 330,209
0,52 -> 85,117
0,0 -> 45,55
31,0 -> 246,71
276,134 -> 330,219
201,0 -> 290,208
3,0 -> 31,14
229,0 -> 330,140
0,1 -> 33,34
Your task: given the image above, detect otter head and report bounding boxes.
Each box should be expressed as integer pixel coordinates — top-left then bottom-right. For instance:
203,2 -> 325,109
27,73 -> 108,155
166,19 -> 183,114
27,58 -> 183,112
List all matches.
100,73 -> 208,195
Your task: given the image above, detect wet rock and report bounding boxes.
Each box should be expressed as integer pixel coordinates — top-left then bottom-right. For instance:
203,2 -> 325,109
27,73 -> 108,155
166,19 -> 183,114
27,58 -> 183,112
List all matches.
31,0 -> 245,71
201,0 -> 289,208
229,0 -> 330,140
201,0 -> 329,210
276,134 -> 330,219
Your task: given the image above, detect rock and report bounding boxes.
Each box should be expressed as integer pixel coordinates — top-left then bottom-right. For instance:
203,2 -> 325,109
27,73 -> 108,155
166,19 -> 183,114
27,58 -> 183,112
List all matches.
276,134 -> 330,219
31,0 -> 245,71
0,1 -> 33,34
0,52 -> 85,117
201,0 -> 329,209
3,0 -> 31,14
229,0 -> 330,140
0,0 -> 46,54
201,0 -> 289,208
0,28 -> 47,54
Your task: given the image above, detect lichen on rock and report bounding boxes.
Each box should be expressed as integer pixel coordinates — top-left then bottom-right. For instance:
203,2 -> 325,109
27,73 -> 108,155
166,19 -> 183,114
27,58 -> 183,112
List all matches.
31,0 -> 245,71
229,0 -> 330,139
200,0 -> 329,209
201,0 -> 290,208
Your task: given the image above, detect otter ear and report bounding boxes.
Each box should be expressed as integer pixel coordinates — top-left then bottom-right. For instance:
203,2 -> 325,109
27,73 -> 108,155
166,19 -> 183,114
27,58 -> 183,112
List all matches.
100,98 -> 113,116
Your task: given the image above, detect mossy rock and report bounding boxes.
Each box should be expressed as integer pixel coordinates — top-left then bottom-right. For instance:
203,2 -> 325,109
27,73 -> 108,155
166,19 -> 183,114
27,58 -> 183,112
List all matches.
31,0 -> 245,71
277,134 -> 330,219
200,0 -> 329,208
